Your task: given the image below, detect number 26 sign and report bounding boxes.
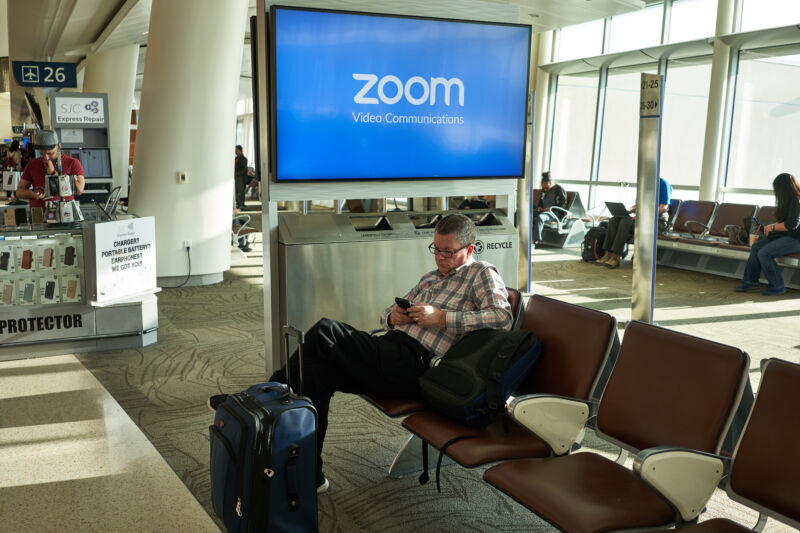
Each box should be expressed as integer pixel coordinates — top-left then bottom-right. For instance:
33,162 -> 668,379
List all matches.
12,61 -> 78,88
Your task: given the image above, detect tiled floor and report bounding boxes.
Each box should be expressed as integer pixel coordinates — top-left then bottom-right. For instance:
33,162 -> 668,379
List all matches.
0,354 -> 219,532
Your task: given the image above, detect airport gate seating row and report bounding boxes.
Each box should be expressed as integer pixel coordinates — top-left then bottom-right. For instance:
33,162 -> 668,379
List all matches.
656,200 -> 800,289
533,189 -> 590,249
360,294 -> 800,531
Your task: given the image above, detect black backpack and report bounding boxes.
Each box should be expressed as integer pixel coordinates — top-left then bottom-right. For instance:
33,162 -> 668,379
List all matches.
417,329 -> 542,491
419,329 -> 542,428
581,224 -> 607,262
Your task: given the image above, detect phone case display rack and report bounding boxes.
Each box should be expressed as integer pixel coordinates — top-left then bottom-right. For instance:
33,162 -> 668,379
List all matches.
0,224 -> 84,307
0,222 -> 158,361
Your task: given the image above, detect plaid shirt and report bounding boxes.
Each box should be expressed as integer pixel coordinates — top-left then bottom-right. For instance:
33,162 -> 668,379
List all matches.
380,257 -> 512,361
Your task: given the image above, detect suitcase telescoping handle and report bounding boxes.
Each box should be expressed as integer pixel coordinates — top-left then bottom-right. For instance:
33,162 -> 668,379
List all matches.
281,325 -> 305,395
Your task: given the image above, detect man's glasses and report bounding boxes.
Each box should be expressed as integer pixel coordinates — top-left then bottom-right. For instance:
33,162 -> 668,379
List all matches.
428,243 -> 469,258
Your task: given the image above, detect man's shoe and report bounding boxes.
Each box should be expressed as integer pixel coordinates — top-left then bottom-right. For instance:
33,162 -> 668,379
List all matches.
762,287 -> 787,296
595,252 -> 611,265
605,253 -> 621,269
207,394 -> 228,412
733,282 -> 760,292
317,472 -> 330,494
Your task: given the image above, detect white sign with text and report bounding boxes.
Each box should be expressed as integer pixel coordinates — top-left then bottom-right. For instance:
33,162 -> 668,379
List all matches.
93,217 -> 157,304
53,96 -> 106,126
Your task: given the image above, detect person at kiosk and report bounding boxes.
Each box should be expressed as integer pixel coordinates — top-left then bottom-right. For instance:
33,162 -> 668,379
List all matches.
208,214 -> 512,493
16,130 -> 85,210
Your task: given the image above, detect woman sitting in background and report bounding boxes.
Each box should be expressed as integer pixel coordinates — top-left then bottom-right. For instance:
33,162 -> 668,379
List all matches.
735,173 -> 800,296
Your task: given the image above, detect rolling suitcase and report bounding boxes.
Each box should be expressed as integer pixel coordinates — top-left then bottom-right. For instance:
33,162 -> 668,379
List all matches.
210,326 -> 319,533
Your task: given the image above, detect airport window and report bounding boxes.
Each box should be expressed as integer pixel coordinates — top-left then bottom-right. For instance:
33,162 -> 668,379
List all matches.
598,64 -> 658,184
607,4 -> 664,54
668,0 -> 717,43
555,20 -> 605,62
740,0 -> 800,32
726,50 -> 800,191
661,59 -> 712,187
550,72 -> 599,181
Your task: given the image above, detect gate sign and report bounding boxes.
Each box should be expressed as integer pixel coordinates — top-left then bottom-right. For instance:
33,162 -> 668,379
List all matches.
12,61 -> 78,88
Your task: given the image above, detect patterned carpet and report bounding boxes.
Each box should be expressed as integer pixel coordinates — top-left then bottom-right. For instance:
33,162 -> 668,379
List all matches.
76,228 -> 800,533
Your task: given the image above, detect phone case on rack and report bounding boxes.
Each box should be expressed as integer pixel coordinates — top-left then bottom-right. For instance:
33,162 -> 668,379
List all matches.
66,279 -> 77,299
31,207 -> 44,224
44,281 -> 56,300
64,246 -> 75,266
23,283 -> 34,302
21,250 -> 33,269
43,248 -> 54,267
3,210 -> 15,226
0,251 -> 9,271
15,208 -> 27,225
2,284 -> 13,304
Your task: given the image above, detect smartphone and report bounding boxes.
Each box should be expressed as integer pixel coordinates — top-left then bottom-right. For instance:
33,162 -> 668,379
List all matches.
395,297 -> 412,309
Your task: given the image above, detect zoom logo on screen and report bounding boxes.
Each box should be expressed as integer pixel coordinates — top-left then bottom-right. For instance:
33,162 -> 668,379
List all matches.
353,74 -> 464,106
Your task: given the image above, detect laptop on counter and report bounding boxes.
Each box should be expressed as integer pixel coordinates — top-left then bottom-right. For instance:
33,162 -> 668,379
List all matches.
605,201 -> 631,217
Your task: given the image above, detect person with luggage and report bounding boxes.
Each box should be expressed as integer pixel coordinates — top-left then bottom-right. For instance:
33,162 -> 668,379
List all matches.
734,172 -> 800,296
532,171 -> 568,246
596,176 -> 672,268
208,214 -> 512,493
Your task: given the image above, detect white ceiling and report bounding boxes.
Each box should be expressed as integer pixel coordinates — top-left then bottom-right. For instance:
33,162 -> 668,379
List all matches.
6,0 -> 646,108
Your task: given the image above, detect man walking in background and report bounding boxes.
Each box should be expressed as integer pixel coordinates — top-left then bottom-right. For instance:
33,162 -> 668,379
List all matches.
234,145 -> 248,210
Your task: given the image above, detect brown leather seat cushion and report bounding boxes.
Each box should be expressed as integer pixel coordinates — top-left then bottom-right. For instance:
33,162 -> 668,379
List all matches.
707,203 -> 757,237
362,395 -> 425,417
402,411 -> 548,466
671,200 -> 717,234
484,453 -> 675,533
597,322 -> 746,453
657,519 -> 750,533
728,359 -> 800,524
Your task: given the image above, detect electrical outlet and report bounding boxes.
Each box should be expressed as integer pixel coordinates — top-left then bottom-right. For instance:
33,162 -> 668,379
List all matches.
177,171 -> 188,184
183,240 -> 192,250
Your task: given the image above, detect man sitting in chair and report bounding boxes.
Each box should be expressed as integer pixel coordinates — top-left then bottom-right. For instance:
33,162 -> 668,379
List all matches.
596,177 -> 672,269
208,214 -> 512,493
532,171 -> 567,246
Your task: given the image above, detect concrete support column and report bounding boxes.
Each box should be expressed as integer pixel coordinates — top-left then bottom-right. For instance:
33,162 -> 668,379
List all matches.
518,30 -> 552,289
129,0 -> 248,284
698,0 -> 736,201
82,44 -> 138,197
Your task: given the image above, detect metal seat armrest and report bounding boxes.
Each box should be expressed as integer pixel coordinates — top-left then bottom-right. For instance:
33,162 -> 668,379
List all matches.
507,394 -> 590,456
634,446 -> 728,523
685,220 -> 709,239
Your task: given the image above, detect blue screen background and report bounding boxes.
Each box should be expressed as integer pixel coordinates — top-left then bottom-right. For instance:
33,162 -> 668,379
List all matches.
273,9 -> 531,181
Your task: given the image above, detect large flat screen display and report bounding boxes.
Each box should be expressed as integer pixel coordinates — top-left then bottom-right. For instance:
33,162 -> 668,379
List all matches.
271,7 -> 531,181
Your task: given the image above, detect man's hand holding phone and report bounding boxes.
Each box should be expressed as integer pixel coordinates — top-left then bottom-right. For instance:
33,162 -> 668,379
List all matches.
389,297 -> 414,326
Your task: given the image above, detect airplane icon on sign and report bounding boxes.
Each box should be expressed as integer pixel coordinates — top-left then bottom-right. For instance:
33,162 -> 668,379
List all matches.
22,66 -> 39,83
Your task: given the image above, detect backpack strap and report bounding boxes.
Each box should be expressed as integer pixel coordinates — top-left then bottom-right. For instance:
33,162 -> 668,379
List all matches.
435,435 -> 477,493
485,330 -> 531,419
418,439 -> 430,486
